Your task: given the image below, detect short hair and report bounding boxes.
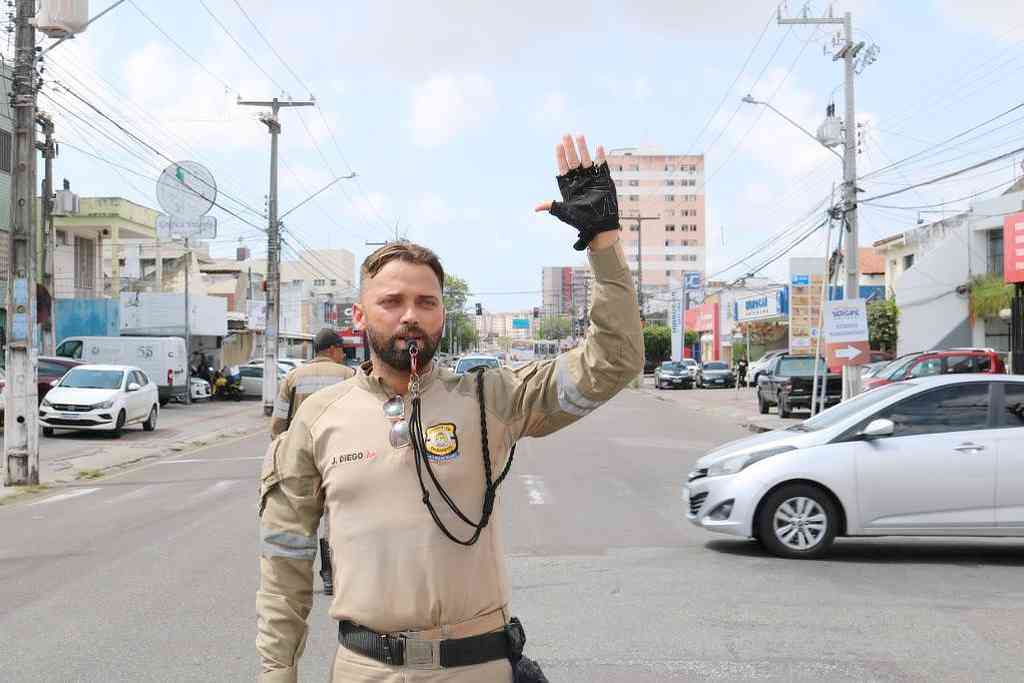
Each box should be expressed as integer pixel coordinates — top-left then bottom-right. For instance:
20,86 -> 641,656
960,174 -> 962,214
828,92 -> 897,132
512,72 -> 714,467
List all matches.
360,241 -> 445,294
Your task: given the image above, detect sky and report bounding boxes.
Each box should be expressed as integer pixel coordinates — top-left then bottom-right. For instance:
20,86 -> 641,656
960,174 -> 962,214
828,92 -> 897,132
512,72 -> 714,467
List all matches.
22,0 -> 1024,311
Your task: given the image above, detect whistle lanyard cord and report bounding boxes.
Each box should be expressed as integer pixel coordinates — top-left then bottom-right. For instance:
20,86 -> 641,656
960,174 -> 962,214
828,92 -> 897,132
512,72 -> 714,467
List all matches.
409,369 -> 516,546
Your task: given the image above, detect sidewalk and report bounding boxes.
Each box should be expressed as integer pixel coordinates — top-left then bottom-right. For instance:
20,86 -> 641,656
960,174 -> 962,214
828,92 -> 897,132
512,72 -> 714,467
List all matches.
640,377 -> 797,433
0,400 -> 268,504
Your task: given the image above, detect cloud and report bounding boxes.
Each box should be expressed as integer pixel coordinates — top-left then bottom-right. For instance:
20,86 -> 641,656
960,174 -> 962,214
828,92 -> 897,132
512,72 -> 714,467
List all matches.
409,73 -> 496,148
532,92 -> 570,128
937,0 -> 1024,40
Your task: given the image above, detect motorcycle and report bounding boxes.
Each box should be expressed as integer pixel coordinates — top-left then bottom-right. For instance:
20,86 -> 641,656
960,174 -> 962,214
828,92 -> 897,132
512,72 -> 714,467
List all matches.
212,366 -> 244,401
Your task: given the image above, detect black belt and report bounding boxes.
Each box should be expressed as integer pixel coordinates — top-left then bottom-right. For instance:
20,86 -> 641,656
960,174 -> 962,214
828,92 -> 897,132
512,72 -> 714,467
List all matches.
338,618 -> 524,670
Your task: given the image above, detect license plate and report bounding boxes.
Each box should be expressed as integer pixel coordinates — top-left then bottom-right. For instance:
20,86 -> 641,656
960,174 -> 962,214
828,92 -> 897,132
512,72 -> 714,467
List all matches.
59,413 -> 79,420
714,379 -> 724,384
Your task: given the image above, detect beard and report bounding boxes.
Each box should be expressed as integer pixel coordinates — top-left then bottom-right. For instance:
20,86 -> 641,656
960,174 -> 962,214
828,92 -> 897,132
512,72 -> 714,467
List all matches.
366,324 -> 442,372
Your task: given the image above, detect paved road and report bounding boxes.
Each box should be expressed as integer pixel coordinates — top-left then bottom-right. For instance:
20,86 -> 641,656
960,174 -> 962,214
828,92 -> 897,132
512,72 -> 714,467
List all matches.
2,387 -> 1023,681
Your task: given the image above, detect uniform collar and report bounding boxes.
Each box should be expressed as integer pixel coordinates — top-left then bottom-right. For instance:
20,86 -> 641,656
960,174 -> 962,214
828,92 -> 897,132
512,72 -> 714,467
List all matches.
357,360 -> 440,398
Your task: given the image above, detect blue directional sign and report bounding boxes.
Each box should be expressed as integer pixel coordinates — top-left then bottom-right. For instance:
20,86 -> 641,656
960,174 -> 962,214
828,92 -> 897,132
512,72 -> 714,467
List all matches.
683,272 -> 703,290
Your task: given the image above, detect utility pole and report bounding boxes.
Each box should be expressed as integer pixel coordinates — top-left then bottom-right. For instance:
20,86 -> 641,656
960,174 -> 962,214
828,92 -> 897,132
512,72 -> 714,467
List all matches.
778,8 -> 864,301
630,215 -> 660,320
183,237 -> 191,405
237,97 -> 314,416
4,0 -> 39,485
36,111 -> 56,355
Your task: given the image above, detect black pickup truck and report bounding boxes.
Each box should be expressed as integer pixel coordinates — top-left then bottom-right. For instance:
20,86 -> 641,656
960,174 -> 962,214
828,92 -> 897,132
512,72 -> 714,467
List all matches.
757,354 -> 841,418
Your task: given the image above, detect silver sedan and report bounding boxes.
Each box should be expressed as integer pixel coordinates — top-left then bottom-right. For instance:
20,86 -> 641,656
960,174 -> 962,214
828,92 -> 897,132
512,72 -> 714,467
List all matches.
684,374 -> 1024,558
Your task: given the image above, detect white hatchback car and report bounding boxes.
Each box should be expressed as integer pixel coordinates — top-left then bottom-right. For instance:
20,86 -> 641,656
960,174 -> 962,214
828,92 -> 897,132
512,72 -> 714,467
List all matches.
40,364 -> 160,438
685,375 -> 1024,559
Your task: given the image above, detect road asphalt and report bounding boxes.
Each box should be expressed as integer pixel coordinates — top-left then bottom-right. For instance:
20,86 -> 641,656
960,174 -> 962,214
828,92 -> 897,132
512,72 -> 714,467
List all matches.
2,387 -> 1023,681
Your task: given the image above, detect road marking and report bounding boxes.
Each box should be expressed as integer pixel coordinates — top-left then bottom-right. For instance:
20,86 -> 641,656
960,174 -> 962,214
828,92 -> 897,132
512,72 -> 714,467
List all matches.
30,488 -> 100,506
159,456 -> 264,464
519,475 -> 549,505
103,484 -> 156,505
190,480 -> 239,500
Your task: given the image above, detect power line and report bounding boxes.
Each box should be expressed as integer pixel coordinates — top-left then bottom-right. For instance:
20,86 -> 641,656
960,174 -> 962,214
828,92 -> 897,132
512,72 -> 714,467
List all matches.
229,0 -> 313,96
861,177 -> 1020,211
196,0 -> 287,94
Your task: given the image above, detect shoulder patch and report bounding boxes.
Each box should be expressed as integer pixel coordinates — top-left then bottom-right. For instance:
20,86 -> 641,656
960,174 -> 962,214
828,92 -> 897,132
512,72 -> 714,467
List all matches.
424,422 -> 459,463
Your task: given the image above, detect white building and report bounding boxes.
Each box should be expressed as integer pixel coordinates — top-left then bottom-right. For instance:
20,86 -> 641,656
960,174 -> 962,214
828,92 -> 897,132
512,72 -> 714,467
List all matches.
874,182 -> 1023,357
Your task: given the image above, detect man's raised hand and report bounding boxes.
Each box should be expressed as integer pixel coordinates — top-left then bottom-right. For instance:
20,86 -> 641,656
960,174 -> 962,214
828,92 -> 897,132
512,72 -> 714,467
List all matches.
535,134 -> 620,251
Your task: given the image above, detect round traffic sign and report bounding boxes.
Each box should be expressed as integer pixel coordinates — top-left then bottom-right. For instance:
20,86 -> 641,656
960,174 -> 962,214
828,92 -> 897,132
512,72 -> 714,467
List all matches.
156,161 -> 217,219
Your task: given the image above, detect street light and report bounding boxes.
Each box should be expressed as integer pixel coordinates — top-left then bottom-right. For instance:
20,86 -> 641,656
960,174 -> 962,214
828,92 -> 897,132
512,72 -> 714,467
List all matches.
741,95 -> 844,162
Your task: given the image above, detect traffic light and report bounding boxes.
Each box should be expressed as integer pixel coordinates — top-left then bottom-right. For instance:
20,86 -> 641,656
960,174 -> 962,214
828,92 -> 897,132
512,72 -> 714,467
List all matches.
475,303 -> 483,316
532,307 -> 539,319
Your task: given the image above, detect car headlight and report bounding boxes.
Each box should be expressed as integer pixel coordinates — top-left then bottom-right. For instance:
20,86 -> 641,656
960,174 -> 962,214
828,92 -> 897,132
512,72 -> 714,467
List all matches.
92,400 -> 115,409
41,398 -> 53,408
706,446 -> 796,477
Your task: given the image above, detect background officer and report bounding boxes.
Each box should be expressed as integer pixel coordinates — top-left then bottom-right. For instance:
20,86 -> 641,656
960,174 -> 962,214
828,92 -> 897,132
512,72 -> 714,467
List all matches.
269,327 -> 355,596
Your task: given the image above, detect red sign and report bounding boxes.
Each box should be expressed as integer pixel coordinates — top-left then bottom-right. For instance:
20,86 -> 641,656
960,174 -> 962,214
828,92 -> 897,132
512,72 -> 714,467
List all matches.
826,340 -> 871,369
684,302 -> 720,360
1005,211 -> 1024,284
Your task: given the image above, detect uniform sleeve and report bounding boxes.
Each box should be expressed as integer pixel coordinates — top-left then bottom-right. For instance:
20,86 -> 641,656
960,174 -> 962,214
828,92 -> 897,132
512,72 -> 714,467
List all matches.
491,238 -> 643,439
270,374 -> 294,437
256,408 -> 323,682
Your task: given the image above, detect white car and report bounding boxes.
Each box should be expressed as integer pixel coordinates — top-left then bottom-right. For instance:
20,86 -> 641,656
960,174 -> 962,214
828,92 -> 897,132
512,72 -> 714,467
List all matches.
747,349 -> 786,386
454,355 -> 501,374
190,377 -> 212,401
237,364 -> 289,398
40,364 -> 160,438
684,375 -> 1024,559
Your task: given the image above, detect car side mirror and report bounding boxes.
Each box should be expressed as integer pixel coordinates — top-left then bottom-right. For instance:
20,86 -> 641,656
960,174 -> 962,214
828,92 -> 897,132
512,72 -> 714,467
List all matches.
127,382 -> 141,393
859,418 -> 894,440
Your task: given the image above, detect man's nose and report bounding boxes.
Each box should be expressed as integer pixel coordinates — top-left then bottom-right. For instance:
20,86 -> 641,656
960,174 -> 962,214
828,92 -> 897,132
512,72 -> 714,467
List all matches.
399,306 -> 419,326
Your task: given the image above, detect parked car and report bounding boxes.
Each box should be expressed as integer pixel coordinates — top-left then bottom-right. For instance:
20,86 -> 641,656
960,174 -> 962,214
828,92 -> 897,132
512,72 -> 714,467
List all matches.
643,357 -> 660,375
859,360 -> 891,379
757,354 -> 840,418
238,364 -> 289,398
249,357 -> 308,372
39,364 -> 160,438
863,348 -> 1006,391
654,361 -> 694,390
454,355 -> 501,374
747,350 -> 786,386
685,375 -> 1024,559
0,356 -> 83,415
696,361 -> 735,389
55,336 -> 188,406
681,358 -> 699,379
190,377 -> 212,401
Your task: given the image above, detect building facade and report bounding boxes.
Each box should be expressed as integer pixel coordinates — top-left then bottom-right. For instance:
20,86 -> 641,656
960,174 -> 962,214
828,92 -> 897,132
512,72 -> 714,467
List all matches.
607,148 -> 706,315
541,265 -> 592,320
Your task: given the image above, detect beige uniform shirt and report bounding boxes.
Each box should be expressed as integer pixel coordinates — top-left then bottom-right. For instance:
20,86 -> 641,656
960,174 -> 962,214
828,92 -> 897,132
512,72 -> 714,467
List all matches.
257,240 -> 643,681
270,356 -> 355,438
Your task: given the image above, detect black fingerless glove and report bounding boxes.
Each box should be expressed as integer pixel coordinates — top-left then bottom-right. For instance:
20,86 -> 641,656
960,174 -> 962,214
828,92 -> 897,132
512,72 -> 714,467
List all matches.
549,162 -> 620,251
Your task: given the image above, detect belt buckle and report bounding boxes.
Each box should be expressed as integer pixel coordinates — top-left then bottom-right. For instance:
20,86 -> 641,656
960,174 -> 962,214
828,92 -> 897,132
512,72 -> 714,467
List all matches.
402,636 -> 442,670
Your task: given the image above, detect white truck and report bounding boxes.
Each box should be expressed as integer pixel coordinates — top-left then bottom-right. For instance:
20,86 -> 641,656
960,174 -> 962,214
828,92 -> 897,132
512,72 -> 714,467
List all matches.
54,336 -> 188,406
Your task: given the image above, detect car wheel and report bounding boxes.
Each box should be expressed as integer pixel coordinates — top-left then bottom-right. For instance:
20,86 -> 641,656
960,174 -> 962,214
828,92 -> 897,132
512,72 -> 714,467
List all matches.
758,392 -> 769,414
654,379 -> 661,389
756,484 -> 838,559
111,410 -> 126,439
143,406 -> 158,432
42,427 -> 54,437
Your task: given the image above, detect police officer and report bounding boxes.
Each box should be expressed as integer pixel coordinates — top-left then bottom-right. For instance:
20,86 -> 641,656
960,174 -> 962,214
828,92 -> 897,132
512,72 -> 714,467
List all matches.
257,134 -> 643,682
270,327 -> 355,596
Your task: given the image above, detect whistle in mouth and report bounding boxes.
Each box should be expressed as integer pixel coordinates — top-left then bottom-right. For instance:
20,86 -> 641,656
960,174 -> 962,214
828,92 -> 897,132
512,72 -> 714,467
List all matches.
407,339 -> 419,355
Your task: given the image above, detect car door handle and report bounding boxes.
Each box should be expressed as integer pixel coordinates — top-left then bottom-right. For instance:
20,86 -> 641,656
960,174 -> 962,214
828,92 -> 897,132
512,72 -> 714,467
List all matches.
954,443 -> 986,453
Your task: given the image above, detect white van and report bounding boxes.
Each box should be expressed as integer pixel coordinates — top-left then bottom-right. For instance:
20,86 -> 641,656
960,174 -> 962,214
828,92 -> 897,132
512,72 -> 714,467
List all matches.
55,336 -> 188,405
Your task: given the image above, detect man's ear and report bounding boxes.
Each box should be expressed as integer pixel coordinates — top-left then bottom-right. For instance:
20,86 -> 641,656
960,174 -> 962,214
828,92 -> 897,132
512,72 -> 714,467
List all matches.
352,302 -> 366,331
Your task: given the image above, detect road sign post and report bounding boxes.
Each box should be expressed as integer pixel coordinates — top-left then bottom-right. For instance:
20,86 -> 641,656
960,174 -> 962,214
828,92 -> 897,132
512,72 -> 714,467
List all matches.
824,298 -> 869,399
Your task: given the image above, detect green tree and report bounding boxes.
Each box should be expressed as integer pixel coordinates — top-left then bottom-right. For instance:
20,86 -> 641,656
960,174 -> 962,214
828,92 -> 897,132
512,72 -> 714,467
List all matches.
538,316 -> 570,340
684,330 -> 699,347
968,274 -> 1013,320
439,274 -> 474,354
443,274 -> 470,316
643,324 -> 672,363
867,298 -> 899,352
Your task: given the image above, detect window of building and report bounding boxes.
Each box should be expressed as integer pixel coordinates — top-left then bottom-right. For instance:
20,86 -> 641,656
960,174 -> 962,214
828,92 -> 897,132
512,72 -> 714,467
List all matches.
614,179 -> 622,186
664,240 -> 673,247
988,229 -> 1004,277
330,279 -> 337,286
665,255 -> 676,261
630,164 -> 640,171
664,164 -> 674,171
629,224 -> 639,232
665,224 -> 676,231
0,130 -> 11,174
292,279 -> 302,285
74,236 -> 95,291
665,179 -> 675,186
665,194 -> 675,201
664,209 -> 675,216
617,164 -> 623,171
666,270 -> 672,276
628,179 -> 639,187
629,195 -> 639,202
903,254 -> 915,270
313,278 -> 326,287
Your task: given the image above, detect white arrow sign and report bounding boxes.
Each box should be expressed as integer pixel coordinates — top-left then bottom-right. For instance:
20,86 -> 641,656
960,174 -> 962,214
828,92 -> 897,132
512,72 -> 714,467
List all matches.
834,345 -> 863,360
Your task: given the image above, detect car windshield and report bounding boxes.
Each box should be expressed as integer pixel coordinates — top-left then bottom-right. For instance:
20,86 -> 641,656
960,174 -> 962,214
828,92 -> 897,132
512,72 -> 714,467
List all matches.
878,354 -> 920,380
60,369 -> 124,390
789,382 -> 915,432
457,358 -> 500,373
703,362 -> 729,370
661,362 -> 684,372
776,357 -> 827,376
